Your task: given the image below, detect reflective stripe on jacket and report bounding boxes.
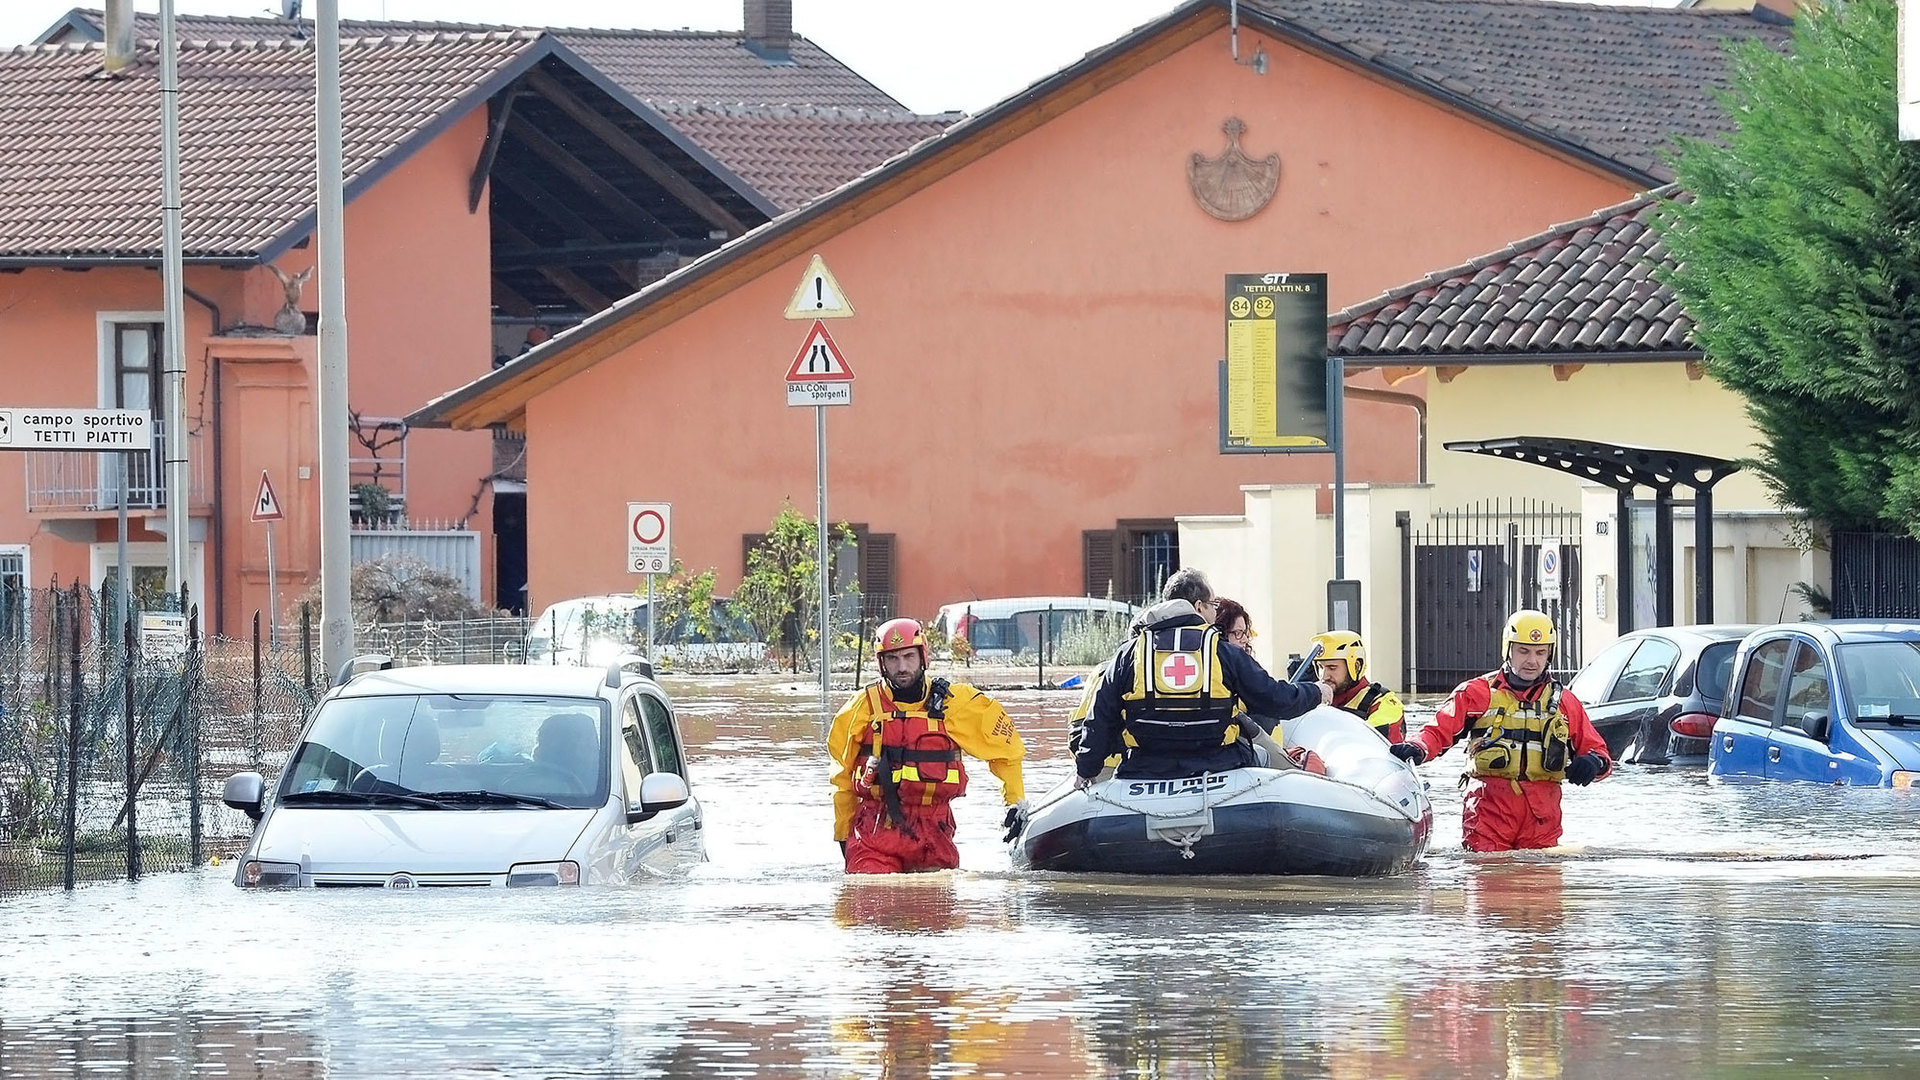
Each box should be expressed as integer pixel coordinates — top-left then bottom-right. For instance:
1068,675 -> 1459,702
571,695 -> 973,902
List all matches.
1465,679 -> 1573,782
1119,624 -> 1241,750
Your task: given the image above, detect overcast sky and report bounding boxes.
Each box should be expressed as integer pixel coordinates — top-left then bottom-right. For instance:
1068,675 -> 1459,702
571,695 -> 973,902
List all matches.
0,0 -> 1684,116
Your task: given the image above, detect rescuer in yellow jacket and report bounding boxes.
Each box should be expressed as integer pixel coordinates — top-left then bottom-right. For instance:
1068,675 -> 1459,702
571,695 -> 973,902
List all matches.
828,618 -> 1027,873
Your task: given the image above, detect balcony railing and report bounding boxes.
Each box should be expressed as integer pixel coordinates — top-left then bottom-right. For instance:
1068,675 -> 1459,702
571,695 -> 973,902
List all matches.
24,425 -> 208,514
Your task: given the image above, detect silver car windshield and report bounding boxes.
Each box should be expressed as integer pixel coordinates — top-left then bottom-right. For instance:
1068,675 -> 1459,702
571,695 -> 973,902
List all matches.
278,694 -> 611,809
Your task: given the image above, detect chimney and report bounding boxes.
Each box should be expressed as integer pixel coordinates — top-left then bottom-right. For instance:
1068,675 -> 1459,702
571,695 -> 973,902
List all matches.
743,0 -> 793,62
103,0 -> 135,72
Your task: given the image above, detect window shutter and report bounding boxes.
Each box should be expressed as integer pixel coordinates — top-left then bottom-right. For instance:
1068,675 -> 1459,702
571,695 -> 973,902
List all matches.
742,533 -> 766,577
862,533 -> 895,620
1083,529 -> 1118,599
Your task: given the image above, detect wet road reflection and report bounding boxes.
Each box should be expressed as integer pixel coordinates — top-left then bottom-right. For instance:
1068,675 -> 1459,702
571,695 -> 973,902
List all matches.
5,672 -> 1920,1078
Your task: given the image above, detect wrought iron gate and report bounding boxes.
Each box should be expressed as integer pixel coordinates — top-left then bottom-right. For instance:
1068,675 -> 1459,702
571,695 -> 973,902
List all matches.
1403,499 -> 1583,693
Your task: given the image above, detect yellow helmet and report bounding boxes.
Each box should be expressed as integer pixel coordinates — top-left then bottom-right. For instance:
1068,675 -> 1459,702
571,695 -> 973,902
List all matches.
1502,609 -> 1556,651
1310,630 -> 1366,682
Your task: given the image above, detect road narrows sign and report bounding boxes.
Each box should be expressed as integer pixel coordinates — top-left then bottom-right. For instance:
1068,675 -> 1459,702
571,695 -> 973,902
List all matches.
627,502 -> 671,574
253,470 -> 285,522
785,320 -> 855,407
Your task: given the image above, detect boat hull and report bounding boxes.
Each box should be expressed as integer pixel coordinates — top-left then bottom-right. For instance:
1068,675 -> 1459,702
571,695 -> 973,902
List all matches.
1015,707 -> 1432,877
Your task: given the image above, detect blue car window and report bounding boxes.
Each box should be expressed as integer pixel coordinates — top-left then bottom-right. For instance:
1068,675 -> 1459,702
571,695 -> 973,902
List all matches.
1782,643 -> 1831,727
1735,639 -> 1791,725
1837,641 -> 1920,720
1609,638 -> 1680,703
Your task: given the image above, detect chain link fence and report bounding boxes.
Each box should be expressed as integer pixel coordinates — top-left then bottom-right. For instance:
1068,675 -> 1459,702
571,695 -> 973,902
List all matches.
0,586 -> 318,896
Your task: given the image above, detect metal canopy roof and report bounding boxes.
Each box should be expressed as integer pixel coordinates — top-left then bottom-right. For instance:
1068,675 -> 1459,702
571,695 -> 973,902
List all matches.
1442,436 -> 1740,493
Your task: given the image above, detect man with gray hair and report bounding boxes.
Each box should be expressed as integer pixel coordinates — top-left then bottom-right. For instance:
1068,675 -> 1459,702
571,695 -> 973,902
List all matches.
1073,568 -> 1332,783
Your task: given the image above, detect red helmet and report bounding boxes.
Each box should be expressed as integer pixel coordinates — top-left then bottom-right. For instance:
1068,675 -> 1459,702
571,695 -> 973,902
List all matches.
874,617 -> 927,663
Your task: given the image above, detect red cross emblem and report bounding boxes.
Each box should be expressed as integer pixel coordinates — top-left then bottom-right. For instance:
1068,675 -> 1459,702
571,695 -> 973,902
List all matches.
1160,652 -> 1200,689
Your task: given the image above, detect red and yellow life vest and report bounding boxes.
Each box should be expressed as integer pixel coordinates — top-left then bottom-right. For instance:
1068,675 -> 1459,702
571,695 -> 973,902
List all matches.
851,680 -> 968,815
1465,680 -> 1572,782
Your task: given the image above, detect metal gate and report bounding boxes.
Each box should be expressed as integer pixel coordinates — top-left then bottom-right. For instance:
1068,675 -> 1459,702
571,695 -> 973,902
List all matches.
1403,499 -> 1583,693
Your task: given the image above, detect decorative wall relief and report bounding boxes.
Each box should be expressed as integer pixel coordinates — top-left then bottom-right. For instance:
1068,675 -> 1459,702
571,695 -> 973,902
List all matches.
1188,118 -> 1279,221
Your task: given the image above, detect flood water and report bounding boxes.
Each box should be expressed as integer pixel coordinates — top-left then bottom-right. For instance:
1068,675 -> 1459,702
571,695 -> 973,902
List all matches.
5,670 -> 1920,1078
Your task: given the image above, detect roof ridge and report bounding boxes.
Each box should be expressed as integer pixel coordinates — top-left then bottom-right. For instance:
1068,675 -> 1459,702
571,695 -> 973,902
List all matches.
645,100 -> 956,122
1328,184 -> 1677,328
5,29 -> 543,58
97,9 -> 824,41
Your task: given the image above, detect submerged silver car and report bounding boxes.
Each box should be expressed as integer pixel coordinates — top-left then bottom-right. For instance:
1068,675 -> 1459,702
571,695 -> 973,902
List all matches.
222,658 -> 703,887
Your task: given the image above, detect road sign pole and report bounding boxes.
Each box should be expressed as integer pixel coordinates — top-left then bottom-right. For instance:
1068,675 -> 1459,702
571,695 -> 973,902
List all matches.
265,521 -> 278,649
116,449 -> 130,635
646,572 -> 655,659
817,404 -> 830,720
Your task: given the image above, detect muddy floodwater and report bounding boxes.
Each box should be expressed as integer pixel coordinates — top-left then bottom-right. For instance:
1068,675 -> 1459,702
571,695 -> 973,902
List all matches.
5,670 -> 1920,1078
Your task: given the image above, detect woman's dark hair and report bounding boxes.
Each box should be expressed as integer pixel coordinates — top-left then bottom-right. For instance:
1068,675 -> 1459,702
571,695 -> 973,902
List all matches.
1212,597 -> 1251,636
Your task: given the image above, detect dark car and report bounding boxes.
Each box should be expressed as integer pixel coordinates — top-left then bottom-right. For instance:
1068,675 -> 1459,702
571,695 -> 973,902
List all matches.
1566,625 -> 1756,766
1710,621 -> 1920,786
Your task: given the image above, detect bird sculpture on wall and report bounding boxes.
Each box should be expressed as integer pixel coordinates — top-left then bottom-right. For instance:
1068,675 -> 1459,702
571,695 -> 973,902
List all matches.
266,264 -> 313,335
1188,117 -> 1280,222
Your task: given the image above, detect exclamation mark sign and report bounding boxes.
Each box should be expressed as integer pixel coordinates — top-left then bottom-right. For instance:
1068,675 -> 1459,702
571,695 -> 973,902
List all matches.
814,277 -> 824,309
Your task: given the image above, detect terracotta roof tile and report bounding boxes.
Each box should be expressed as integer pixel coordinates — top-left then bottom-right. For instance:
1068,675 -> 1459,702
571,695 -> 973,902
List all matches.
0,32 -> 543,259
645,101 -> 956,211
63,10 -> 942,211
1240,0 -> 1789,182
1329,188 -> 1693,359
85,11 -> 907,108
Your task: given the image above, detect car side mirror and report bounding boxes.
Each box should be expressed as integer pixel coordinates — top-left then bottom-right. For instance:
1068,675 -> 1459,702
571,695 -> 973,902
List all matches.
1800,711 -> 1831,742
223,772 -> 266,822
627,772 -> 690,824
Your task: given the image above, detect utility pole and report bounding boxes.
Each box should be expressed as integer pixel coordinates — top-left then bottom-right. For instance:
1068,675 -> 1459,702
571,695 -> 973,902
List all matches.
316,0 -> 352,674
159,0 -> 189,594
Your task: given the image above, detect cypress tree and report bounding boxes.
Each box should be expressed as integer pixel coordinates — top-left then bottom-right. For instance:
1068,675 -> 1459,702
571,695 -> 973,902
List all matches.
1658,0 -> 1920,538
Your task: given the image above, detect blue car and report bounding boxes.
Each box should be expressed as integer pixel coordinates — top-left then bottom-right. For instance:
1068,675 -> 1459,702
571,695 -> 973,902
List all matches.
1710,621 -> 1920,787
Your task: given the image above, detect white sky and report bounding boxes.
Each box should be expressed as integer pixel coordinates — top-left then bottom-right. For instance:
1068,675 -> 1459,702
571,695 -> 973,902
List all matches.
0,0 -> 1683,116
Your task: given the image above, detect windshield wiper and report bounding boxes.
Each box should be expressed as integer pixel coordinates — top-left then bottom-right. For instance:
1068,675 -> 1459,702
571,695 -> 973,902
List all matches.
425,789 -> 572,810
279,789 -> 445,809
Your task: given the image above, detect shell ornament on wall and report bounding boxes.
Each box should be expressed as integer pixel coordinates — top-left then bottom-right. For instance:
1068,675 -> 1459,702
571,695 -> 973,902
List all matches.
1188,118 -> 1280,221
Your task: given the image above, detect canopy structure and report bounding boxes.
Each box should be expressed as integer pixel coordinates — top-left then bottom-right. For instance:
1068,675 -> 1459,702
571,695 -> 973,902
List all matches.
1443,437 -> 1742,630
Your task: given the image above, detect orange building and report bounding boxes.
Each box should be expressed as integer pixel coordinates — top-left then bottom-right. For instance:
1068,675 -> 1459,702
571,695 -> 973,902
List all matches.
3,3 -> 938,635
413,0 -> 1786,623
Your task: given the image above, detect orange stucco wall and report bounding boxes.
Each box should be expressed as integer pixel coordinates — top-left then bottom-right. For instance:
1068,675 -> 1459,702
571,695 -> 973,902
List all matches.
521,25 -> 1638,619
0,108 -> 496,636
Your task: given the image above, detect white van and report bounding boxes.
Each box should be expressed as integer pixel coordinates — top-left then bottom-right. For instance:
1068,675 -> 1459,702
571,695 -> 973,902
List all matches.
526,594 -> 766,670
932,596 -> 1142,658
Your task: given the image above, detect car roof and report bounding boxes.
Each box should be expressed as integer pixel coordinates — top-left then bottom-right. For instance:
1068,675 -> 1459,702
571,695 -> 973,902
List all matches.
936,596 -> 1140,618
1742,620 -> 1920,644
332,663 -> 648,699
1625,623 -> 1760,643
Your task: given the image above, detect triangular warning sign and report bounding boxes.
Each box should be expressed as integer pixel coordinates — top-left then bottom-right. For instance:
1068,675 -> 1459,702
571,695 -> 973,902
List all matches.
252,470 -> 285,522
784,320 -> 855,382
783,254 -> 855,320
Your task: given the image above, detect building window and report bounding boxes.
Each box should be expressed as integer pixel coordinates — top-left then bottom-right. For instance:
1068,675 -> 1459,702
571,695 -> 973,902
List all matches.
1082,519 -> 1179,604
0,546 -> 26,642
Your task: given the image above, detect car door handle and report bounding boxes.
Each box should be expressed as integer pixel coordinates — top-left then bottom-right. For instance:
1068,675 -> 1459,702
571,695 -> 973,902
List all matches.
1768,746 -> 1781,762
665,829 -> 678,844
1722,736 -> 1735,753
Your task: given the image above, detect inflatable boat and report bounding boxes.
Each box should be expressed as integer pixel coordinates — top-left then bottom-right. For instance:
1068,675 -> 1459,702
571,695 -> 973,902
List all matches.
1011,706 -> 1432,876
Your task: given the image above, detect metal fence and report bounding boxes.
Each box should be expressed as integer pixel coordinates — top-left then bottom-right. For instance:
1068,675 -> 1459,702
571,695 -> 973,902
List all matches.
1404,499 -> 1584,693
1831,531 -> 1920,619
0,586 -> 317,897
